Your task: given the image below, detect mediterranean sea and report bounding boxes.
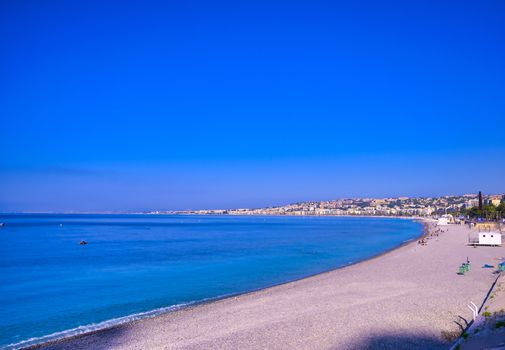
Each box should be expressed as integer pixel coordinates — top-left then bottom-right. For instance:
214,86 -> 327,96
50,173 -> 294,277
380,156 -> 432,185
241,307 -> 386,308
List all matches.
0,214 -> 423,349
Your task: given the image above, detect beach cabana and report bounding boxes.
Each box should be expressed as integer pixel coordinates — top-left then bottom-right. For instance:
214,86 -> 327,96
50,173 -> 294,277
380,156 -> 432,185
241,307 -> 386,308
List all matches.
475,232 -> 502,246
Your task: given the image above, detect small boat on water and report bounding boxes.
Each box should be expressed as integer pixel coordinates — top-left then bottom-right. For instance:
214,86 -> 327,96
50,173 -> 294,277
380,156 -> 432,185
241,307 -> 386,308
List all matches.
79,240 -> 88,245
0,223 -> 5,227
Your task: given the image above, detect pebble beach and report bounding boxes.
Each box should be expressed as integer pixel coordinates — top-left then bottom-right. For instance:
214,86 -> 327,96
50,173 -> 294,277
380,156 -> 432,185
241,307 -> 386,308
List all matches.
30,222 -> 504,350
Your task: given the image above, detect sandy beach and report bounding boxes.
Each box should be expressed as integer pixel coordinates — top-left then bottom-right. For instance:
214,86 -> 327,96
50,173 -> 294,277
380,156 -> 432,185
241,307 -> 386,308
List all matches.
30,222 -> 504,350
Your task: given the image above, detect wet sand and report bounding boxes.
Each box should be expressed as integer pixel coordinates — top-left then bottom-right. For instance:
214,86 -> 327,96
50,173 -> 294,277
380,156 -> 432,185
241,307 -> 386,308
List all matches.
31,223 -> 504,350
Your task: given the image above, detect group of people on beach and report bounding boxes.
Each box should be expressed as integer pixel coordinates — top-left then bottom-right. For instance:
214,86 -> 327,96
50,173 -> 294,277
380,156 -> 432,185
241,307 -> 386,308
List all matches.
418,238 -> 428,245
418,225 -> 447,246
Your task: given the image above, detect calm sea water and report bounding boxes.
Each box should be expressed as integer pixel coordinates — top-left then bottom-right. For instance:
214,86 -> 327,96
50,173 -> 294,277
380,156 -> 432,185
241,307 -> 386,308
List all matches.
0,214 -> 422,349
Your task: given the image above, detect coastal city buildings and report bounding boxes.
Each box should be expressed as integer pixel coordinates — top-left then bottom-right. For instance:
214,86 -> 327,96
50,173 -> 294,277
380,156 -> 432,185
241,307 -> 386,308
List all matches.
153,193 -> 505,218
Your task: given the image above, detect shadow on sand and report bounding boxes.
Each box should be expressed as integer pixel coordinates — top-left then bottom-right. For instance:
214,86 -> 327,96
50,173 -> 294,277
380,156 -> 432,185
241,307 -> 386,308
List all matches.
31,327 -> 454,350
345,332 -> 452,350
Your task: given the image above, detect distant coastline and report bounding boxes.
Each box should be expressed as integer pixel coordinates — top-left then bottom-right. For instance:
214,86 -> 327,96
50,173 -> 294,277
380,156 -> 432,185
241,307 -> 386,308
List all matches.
143,193 -> 505,219
2,193 -> 503,218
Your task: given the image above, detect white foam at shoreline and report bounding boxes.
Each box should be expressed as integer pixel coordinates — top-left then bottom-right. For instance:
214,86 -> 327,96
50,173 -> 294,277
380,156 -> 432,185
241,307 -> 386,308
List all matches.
2,302 -> 191,350
4,288 -> 252,350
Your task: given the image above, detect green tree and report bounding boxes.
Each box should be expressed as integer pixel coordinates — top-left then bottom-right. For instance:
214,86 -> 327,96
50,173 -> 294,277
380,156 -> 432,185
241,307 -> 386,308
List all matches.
467,203 -> 503,220
497,202 -> 505,219
466,206 -> 483,219
483,204 -> 497,220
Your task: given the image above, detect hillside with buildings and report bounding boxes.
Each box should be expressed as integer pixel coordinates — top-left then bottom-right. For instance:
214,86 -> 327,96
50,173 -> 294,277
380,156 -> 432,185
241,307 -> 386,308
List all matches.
152,193 -> 505,219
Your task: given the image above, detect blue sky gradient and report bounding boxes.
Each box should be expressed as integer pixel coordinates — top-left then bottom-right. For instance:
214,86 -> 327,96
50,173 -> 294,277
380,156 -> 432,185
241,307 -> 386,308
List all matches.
1,0 -> 504,212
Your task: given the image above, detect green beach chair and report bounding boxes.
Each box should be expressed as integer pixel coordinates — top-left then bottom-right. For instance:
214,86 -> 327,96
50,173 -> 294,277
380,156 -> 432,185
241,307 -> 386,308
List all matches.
458,263 -> 471,275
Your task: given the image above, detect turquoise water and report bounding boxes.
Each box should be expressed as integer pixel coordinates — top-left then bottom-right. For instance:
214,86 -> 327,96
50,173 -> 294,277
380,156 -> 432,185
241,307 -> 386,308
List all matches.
0,214 -> 422,349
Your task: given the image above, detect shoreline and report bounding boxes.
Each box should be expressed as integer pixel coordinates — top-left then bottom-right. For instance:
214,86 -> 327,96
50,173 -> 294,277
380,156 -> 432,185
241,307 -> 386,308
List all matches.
12,219 -> 429,350
30,222 -> 504,349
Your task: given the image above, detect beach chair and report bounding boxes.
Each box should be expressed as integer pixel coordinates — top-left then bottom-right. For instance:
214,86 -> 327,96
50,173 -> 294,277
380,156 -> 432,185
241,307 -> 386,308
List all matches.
458,263 -> 471,275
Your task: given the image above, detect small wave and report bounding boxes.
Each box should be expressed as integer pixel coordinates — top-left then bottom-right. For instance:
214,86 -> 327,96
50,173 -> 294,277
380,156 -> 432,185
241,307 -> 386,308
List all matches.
2,302 -> 194,350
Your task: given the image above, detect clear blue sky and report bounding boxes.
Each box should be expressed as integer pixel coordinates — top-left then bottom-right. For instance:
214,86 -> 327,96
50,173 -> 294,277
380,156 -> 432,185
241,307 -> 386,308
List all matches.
1,0 -> 504,212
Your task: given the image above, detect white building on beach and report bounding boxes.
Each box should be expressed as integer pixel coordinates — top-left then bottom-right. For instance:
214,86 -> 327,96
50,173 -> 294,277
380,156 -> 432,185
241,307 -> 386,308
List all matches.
478,232 -> 502,246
